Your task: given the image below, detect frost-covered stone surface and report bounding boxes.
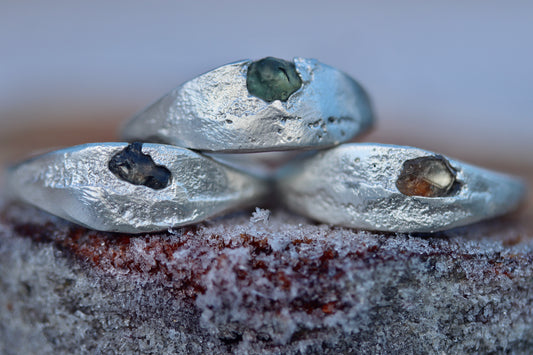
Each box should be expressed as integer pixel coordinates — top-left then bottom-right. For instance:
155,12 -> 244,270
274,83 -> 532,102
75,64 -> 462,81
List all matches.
1,202 -> 533,354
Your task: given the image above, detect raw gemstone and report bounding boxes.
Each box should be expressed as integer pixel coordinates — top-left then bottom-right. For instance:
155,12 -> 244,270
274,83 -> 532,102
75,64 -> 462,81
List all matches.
246,57 -> 302,102
396,155 -> 456,197
108,142 -> 171,190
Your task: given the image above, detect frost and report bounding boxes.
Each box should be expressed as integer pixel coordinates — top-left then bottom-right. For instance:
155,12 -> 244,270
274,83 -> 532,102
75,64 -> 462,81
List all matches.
249,207 -> 271,224
1,201 -> 533,353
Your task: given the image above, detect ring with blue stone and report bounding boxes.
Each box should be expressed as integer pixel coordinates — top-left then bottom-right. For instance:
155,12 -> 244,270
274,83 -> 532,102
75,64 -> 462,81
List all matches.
121,57 -> 374,153
6,142 -> 269,233
276,143 -> 527,233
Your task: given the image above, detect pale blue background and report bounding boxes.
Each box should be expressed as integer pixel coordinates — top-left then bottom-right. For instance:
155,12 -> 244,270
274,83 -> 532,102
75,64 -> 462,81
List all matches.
1,1 -> 532,165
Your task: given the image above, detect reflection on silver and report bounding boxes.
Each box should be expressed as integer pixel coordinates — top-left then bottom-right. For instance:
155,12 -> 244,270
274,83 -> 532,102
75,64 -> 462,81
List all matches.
7,143 -> 269,233
121,58 -> 373,152
276,143 -> 526,233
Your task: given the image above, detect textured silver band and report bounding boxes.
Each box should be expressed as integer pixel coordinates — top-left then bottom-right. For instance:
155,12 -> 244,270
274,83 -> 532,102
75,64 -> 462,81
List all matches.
277,143 -> 526,233
121,58 -> 373,152
6,143 -> 269,233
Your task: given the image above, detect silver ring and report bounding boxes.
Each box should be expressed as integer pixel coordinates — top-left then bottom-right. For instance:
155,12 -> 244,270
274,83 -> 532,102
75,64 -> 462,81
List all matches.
276,143 -> 526,233
121,57 -> 373,152
6,142 -> 269,233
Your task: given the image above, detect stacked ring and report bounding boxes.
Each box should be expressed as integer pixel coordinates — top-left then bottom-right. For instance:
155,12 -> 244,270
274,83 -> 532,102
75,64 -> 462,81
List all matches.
4,56 -> 526,233
121,57 -> 373,152
276,143 -> 526,233
7,142 -> 269,233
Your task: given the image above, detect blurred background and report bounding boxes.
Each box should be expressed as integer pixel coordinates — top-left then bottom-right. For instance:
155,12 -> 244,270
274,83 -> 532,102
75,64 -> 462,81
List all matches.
1,0 -> 532,175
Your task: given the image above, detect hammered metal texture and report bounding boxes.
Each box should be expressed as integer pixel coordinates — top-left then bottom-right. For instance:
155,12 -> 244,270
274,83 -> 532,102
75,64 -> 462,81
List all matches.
6,143 -> 269,233
121,58 -> 373,152
277,143 -> 526,233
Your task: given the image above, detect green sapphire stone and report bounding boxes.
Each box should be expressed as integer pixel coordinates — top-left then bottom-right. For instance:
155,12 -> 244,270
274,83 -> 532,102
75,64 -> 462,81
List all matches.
246,57 -> 302,102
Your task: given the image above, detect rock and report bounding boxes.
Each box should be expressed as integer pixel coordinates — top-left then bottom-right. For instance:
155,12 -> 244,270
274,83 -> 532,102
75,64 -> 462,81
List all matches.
1,201 -> 533,354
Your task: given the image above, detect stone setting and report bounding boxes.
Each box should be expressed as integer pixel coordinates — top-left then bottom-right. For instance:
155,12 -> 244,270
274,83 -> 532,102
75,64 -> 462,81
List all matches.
396,155 -> 457,197
246,57 -> 302,102
108,142 -> 171,190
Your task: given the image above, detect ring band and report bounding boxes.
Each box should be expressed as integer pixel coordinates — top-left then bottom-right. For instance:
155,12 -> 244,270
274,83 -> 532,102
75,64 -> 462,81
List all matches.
121,57 -> 373,152
276,143 -> 526,233
7,143 -> 269,233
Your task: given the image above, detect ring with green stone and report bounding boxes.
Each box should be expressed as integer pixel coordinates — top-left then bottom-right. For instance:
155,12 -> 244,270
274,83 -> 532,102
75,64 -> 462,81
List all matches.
121,57 -> 374,153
